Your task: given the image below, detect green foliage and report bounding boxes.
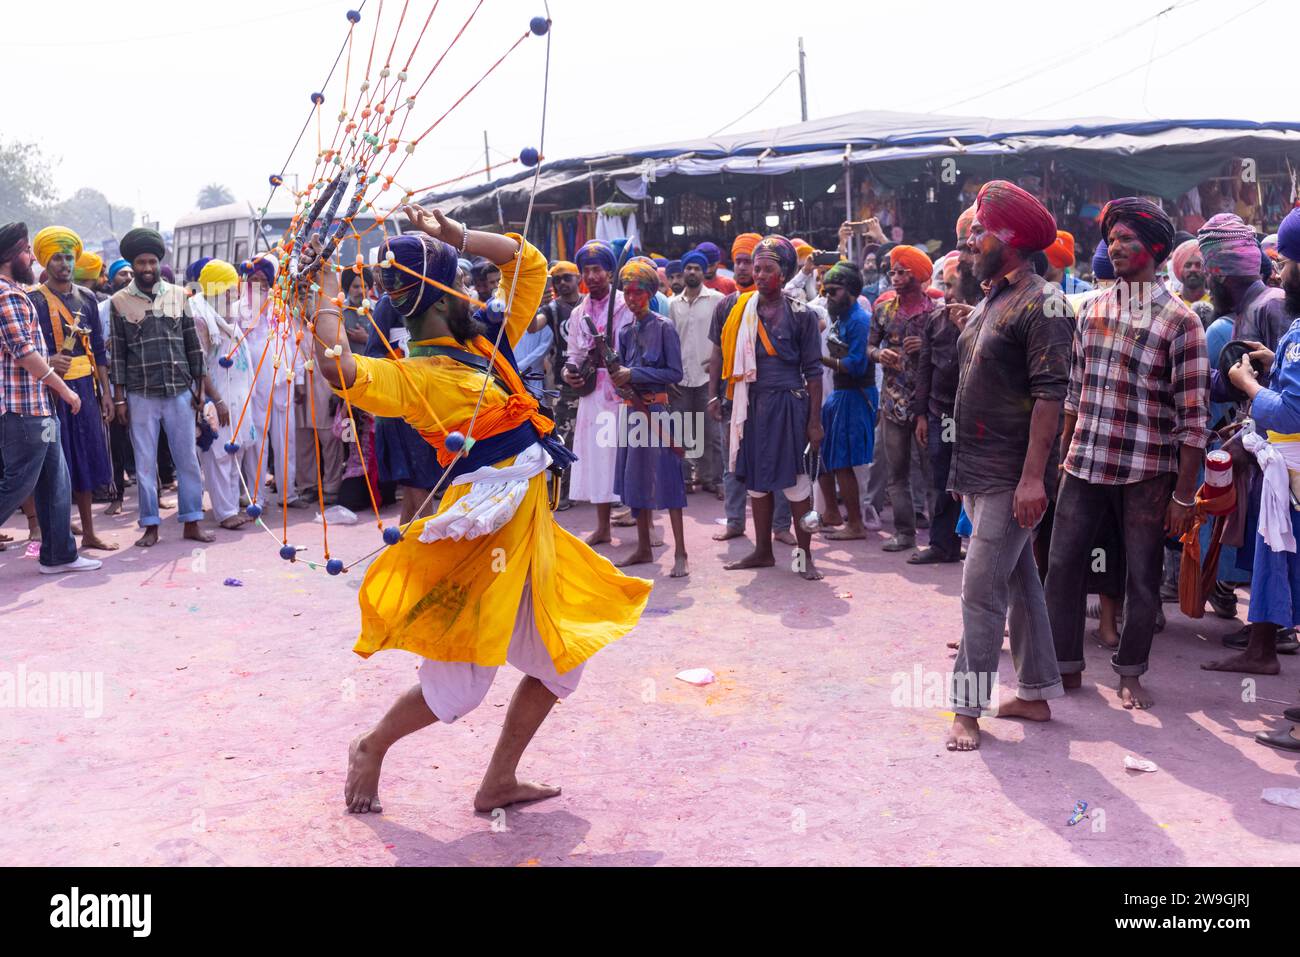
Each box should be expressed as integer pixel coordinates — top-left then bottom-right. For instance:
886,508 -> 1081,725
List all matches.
197,184 -> 235,210
0,139 -> 136,247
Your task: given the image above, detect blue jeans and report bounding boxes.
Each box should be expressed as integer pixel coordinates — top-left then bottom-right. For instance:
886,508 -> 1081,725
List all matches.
127,392 -> 205,526
0,411 -> 77,567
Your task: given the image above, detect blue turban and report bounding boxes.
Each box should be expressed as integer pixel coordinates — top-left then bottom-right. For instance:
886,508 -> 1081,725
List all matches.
379,233 -> 460,318
1277,207 -> 1300,262
185,257 -> 212,284
238,254 -> 278,285
108,259 -> 131,282
575,239 -> 616,273
680,250 -> 709,273
652,256 -> 668,268
665,259 -> 683,275
695,241 -> 722,266
457,257 -> 472,275
1091,239 -> 1114,281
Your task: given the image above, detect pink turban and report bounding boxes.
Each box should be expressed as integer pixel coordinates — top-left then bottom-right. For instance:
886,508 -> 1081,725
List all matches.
1169,239 -> 1201,282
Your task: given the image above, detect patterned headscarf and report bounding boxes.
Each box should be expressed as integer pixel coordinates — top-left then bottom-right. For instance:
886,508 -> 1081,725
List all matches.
753,235 -> 798,281
620,259 -> 660,296
32,226 -> 83,268
821,260 -> 863,298
1101,197 -> 1175,265
1197,213 -> 1261,278
973,180 -> 1057,251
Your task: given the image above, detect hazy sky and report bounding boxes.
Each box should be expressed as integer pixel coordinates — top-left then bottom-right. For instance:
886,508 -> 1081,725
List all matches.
4,0 -> 1287,228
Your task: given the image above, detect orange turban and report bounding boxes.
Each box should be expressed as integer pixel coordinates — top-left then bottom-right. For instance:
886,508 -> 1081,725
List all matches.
1169,239 -> 1201,281
973,180 -> 1058,251
1045,230 -> 1076,269
792,239 -> 814,261
955,205 -> 976,241
549,261 -> 578,277
731,233 -> 762,260
890,245 -> 933,283
942,251 -> 960,284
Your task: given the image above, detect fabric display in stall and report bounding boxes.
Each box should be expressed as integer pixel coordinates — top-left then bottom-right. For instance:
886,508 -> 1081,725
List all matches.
596,203 -> 640,246
549,210 -> 594,263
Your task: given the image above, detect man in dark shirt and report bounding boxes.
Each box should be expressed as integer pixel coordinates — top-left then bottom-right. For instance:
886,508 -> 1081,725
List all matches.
109,228 -> 214,548
911,252 -> 966,564
946,182 -> 1072,753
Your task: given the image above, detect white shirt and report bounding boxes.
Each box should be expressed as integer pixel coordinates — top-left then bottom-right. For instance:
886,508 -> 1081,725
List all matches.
668,285 -> 724,388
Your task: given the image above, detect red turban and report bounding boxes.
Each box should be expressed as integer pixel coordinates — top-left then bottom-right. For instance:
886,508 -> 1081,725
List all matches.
890,245 -> 933,283
974,180 -> 1057,251
731,233 -> 762,260
1045,230 -> 1075,269
955,205 -> 976,241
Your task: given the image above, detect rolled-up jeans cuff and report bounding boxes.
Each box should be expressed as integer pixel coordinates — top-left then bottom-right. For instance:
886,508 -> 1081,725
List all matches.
1017,680 -> 1064,702
1111,658 -> 1149,678
1058,659 -> 1085,675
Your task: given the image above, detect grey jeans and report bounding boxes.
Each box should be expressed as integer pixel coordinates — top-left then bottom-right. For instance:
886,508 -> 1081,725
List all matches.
673,385 -> 721,486
950,488 -> 1064,717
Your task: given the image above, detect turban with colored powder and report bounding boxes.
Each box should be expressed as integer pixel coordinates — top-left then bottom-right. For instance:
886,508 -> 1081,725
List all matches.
792,239 -> 815,261
379,233 -> 461,319
1101,197 -> 1175,266
942,251 -> 960,284
974,180 -> 1057,251
732,233 -> 762,260
695,241 -> 722,266
1197,213 -> 1261,278
890,244 -> 933,283
1262,233 -> 1279,255
549,260 -> 578,277
1277,207 -> 1300,262
185,257 -> 213,284
74,251 -> 103,281
239,253 -> 278,285
119,227 -> 166,263
198,259 -> 240,297
665,259 -> 683,275
32,226 -> 83,268
1044,230 -> 1075,270
575,239 -> 616,273
955,205 -> 976,241
620,259 -> 660,296
1170,239 -> 1202,281
822,260 -> 863,298
753,235 -> 798,281
1091,239 -> 1114,281
107,259 -> 131,282
680,250 -> 709,273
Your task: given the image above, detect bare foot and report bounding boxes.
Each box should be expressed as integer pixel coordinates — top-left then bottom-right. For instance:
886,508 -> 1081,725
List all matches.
134,527 -> 159,548
650,531 -> 665,548
158,496 -> 176,510
473,778 -> 561,813
1062,672 -> 1083,690
81,535 -> 119,551
104,499 -> 123,516
615,548 -> 654,568
1201,651 -> 1280,675
184,522 -> 216,544
220,515 -> 251,530
671,555 -> 689,578
71,521 -> 83,536
1118,675 -> 1154,710
799,558 -> 824,581
712,526 -> 745,541
584,529 -> 611,546
344,734 -> 385,814
824,524 -> 867,541
1092,626 -> 1119,650
946,714 -> 980,751
946,639 -> 960,650
820,511 -> 844,528
991,696 -> 1051,721
774,529 -> 797,546
724,549 -> 776,570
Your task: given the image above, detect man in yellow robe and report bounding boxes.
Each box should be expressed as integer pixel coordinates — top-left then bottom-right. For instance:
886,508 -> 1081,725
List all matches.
303,206 -> 652,815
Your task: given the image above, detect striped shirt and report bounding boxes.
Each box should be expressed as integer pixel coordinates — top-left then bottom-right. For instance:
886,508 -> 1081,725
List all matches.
1064,281 -> 1211,485
0,276 -> 52,417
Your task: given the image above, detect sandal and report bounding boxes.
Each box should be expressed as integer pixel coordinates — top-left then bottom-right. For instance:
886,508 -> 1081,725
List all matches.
907,547 -> 960,565
1256,727 -> 1300,753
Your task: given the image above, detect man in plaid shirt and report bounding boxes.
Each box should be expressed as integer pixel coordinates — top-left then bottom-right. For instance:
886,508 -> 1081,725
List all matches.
0,222 -> 101,574
1046,199 -> 1210,711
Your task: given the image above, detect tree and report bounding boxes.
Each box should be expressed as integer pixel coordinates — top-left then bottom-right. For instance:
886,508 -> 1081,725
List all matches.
197,183 -> 235,210
0,139 -> 58,225
43,188 -> 135,248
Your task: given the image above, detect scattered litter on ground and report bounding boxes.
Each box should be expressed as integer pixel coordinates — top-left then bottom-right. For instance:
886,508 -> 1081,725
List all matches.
223,578 -> 243,587
25,542 -> 40,558
835,591 -> 852,599
1123,754 -> 1159,773
316,506 -> 359,526
1262,788 -> 1300,810
675,668 -> 716,686
1066,801 -> 1089,826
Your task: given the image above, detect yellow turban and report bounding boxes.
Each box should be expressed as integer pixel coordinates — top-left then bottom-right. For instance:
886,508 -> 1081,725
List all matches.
549,260 -> 578,277
792,239 -> 815,261
73,251 -> 104,281
32,226 -> 83,268
199,259 -> 240,296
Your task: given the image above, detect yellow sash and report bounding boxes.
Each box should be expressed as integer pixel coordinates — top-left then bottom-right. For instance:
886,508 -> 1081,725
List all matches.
36,285 -> 95,381
719,291 -> 777,400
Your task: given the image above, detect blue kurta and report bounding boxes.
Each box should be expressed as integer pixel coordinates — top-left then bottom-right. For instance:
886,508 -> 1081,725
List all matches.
1247,317 -> 1300,626
31,284 -> 113,493
613,311 -> 687,511
735,296 -> 824,493
821,302 -> 876,472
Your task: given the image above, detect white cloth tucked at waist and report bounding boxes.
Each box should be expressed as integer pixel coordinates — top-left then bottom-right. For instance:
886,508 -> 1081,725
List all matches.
1244,426 -> 1296,554
418,443 -> 552,544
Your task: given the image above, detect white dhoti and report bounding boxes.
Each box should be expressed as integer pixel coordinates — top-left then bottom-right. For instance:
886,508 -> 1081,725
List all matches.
568,390 -> 620,504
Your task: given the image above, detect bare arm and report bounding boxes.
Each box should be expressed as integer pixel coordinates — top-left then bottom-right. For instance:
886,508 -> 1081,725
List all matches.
1014,398 -> 1061,529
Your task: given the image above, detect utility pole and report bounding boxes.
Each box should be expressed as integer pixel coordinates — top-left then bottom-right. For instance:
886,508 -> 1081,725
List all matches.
484,131 -> 493,184
797,38 -> 808,123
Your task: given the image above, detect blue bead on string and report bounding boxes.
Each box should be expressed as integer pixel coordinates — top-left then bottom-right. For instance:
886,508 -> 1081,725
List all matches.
519,147 -> 540,167
444,431 -> 466,454
246,503 -> 263,519
326,559 -> 345,576
224,442 -> 240,455
382,526 -> 403,546
529,16 -> 549,35
346,9 -> 361,23
218,356 -> 234,369
279,544 -> 297,561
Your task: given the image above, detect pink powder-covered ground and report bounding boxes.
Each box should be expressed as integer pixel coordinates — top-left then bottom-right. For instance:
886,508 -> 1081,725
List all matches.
3,490 -> 1300,866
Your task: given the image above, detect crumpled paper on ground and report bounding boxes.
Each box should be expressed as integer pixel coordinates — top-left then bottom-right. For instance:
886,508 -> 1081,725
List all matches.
1123,754 -> 1159,772
675,668 -> 716,687
1262,788 -> 1300,810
